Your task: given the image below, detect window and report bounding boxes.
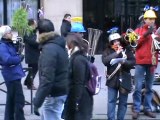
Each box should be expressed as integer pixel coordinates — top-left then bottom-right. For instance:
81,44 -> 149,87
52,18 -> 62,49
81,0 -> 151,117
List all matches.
0,0 -> 3,25
7,0 -> 38,25
7,0 -> 21,25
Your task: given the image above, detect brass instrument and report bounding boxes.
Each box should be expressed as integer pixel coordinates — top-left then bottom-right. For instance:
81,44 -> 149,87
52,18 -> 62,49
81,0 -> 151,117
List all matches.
124,29 -> 139,48
13,37 -> 24,55
88,28 -> 103,56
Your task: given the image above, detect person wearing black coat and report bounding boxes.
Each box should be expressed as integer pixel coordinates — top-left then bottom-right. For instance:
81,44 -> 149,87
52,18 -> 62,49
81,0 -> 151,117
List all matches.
33,19 -> 69,120
60,14 -> 71,37
64,34 -> 93,120
24,19 -> 40,89
102,31 -> 135,120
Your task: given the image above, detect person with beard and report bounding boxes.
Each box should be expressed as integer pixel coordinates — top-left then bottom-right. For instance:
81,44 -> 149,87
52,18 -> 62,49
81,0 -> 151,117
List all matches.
23,19 -> 40,90
33,19 -> 69,120
0,25 -> 25,120
60,14 -> 71,37
102,28 -> 135,120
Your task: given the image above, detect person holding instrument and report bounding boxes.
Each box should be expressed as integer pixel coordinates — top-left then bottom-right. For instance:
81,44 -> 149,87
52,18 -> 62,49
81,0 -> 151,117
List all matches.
132,8 -> 159,119
0,25 -> 25,120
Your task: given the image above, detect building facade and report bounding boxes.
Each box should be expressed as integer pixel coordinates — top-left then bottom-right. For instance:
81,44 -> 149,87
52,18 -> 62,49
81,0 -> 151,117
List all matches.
1,0 -> 159,52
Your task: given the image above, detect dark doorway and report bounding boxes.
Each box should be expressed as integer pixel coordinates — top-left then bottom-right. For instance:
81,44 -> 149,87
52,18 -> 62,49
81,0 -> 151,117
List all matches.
83,0 -> 158,54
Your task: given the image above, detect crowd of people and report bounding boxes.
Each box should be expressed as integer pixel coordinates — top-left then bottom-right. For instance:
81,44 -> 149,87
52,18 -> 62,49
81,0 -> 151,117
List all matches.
0,7 -> 159,120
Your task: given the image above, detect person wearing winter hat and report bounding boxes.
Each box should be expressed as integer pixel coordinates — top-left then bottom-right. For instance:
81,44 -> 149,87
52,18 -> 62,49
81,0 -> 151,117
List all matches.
33,19 -> 69,120
0,25 -> 25,120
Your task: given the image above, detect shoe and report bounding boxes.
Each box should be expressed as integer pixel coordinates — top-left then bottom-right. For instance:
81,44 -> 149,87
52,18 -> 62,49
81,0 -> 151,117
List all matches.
132,111 -> 139,119
27,85 -> 37,90
144,111 -> 156,118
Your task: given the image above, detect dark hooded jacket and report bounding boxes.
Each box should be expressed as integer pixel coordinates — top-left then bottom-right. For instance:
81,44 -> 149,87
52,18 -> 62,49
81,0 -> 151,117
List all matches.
64,50 -> 93,120
102,45 -> 135,89
60,19 -> 71,37
34,32 -> 69,108
24,31 -> 40,64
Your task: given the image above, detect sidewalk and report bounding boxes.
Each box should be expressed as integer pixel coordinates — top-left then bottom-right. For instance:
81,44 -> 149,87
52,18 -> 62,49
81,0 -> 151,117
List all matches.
1,81 -> 160,120
0,55 -> 160,120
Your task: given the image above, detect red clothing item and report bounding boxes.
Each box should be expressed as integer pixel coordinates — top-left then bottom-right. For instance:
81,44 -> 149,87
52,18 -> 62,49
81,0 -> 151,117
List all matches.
135,24 -> 158,65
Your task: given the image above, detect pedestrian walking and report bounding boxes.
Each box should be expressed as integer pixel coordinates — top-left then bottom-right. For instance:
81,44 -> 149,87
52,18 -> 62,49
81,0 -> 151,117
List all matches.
102,28 -> 135,120
0,25 -> 25,120
33,19 -> 69,120
64,23 -> 93,120
60,13 -> 71,37
23,19 -> 40,90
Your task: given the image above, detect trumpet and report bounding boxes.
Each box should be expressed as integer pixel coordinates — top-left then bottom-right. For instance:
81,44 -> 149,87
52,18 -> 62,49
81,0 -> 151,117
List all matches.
124,29 -> 139,48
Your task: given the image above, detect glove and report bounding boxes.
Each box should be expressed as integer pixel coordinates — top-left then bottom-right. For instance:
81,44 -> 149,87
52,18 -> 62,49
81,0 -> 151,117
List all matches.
143,25 -> 155,37
34,106 -> 40,116
19,54 -> 24,61
147,25 -> 155,34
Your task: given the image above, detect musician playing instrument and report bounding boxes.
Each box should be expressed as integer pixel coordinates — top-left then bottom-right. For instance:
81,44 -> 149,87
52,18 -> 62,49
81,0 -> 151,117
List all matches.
132,7 -> 160,119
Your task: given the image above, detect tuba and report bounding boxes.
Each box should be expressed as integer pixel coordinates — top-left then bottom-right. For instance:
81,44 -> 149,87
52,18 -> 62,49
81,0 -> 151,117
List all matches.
88,28 -> 103,56
124,29 -> 139,48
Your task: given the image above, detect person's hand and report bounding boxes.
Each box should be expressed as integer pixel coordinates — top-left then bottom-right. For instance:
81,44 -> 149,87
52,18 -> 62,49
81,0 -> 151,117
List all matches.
147,25 -> 155,34
116,45 -> 123,54
34,106 -> 40,116
143,25 -> 155,37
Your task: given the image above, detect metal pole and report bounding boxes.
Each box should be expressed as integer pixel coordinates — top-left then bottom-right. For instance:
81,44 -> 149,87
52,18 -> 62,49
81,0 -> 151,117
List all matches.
124,0 -> 128,31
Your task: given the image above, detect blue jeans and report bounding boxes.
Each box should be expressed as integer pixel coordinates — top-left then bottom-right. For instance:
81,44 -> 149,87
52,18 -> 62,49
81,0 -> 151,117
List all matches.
107,87 -> 128,120
41,95 -> 67,120
133,65 -> 154,112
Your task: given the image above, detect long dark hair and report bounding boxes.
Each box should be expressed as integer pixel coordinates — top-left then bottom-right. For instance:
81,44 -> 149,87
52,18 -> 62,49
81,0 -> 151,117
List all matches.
65,33 -> 88,54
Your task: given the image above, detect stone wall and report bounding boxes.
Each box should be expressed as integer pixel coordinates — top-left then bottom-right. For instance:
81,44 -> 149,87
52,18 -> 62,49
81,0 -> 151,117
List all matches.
42,0 -> 83,33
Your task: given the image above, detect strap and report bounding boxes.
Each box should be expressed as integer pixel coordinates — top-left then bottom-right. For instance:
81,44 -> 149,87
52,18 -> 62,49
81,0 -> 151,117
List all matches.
151,34 -> 157,65
107,63 -> 121,80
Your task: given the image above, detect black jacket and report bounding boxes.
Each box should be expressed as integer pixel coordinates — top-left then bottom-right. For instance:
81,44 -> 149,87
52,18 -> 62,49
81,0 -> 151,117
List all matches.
65,51 -> 93,120
102,46 -> 135,89
34,32 -> 69,108
60,19 -> 71,37
24,31 -> 40,64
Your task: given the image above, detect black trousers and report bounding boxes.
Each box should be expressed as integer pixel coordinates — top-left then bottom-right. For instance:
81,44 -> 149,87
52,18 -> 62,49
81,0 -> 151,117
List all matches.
5,80 -> 25,120
24,64 -> 38,87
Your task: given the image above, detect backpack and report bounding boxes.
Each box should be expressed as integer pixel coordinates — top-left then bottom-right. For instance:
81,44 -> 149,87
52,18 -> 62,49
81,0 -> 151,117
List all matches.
86,62 -> 102,95
141,88 -> 160,112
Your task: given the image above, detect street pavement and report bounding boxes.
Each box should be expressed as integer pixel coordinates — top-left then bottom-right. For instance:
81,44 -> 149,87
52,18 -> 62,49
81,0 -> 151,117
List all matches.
0,55 -> 160,120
